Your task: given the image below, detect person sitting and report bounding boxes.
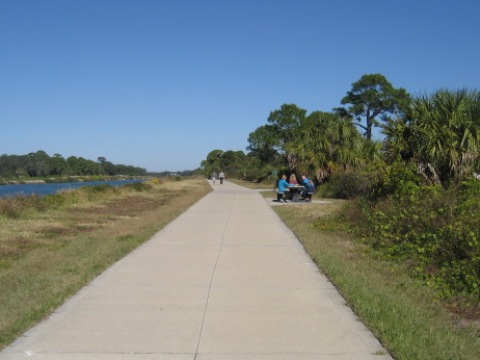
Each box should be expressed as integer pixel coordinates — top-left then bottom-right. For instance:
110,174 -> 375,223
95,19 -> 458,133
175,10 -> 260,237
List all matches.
300,174 -> 310,199
289,174 -> 298,185
276,174 -> 293,203
304,180 -> 316,202
301,174 -> 310,186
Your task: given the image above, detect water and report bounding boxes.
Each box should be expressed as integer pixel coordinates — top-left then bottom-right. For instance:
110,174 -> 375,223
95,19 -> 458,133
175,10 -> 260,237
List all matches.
0,179 -> 144,198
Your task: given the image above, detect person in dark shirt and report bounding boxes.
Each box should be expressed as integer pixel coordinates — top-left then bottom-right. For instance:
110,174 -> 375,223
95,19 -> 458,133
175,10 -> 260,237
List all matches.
304,180 -> 316,202
300,174 -> 310,199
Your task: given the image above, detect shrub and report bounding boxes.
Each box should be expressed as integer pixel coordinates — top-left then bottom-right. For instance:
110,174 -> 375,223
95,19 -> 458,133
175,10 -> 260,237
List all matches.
319,170 -> 368,199
317,160 -> 423,201
346,179 -> 480,300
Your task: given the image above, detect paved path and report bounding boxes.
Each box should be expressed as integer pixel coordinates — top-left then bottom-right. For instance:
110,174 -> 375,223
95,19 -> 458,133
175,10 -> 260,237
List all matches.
1,181 -> 392,360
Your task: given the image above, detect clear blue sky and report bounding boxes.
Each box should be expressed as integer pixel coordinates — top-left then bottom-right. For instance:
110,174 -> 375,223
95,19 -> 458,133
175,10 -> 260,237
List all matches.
1,0 -> 479,172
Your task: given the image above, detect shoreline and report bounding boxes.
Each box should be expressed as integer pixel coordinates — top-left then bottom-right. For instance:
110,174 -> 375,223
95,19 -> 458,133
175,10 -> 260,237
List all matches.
1,176 -> 149,186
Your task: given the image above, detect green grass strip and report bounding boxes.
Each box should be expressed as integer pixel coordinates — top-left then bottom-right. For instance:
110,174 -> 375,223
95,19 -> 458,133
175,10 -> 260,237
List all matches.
274,202 -> 480,360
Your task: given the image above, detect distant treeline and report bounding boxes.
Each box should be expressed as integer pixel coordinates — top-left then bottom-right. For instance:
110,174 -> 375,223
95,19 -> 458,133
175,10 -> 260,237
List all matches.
0,150 -> 147,178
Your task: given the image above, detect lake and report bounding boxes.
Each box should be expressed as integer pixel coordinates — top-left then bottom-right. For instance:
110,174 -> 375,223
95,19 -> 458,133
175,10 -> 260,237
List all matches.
0,179 -> 145,198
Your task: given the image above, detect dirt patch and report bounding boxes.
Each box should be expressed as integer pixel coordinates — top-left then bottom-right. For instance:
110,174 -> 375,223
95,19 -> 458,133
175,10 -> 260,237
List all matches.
446,299 -> 480,324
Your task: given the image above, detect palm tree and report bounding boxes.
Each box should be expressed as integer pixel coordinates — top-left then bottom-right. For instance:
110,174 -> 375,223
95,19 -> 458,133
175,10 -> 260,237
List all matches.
390,89 -> 480,184
287,111 -> 363,182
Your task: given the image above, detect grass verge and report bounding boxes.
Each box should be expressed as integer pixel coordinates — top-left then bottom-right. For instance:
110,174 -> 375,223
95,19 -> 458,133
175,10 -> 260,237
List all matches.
0,178 -> 211,350
228,178 -> 274,190
273,199 -> 480,360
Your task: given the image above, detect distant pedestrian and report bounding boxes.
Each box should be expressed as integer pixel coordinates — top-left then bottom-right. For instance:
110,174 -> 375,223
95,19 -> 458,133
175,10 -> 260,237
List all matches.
219,171 -> 225,184
211,175 -> 216,184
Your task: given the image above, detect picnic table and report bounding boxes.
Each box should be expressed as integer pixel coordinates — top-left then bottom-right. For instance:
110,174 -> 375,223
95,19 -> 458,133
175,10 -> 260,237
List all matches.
288,185 -> 304,202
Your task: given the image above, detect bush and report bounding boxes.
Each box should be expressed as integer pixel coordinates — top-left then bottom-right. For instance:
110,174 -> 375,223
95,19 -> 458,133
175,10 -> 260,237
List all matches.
346,179 -> 480,300
317,161 -> 423,201
318,170 -> 368,199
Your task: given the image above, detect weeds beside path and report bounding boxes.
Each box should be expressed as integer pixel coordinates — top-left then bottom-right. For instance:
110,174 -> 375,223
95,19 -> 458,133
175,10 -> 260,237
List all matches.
0,178 -> 211,350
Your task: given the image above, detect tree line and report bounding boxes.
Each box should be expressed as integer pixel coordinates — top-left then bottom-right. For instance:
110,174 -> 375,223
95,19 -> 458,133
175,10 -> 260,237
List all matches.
202,73 -> 480,188
0,150 -> 147,179
202,73 -> 480,301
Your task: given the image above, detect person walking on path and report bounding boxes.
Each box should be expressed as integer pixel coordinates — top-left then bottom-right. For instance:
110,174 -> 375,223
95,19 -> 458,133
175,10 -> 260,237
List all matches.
219,171 -> 225,184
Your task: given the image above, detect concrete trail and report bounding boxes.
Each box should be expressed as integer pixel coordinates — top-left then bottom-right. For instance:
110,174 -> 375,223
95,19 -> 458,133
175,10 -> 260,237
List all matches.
1,181 -> 392,360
